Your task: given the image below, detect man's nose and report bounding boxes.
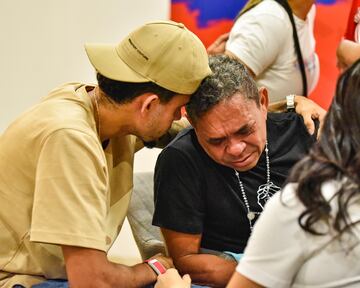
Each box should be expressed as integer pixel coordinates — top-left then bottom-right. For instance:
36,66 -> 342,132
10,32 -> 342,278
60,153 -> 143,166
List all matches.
226,140 -> 246,156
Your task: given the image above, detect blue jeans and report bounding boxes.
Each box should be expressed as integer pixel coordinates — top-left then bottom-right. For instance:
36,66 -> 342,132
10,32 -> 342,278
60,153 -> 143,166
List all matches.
32,280 -> 68,288
12,280 -> 69,288
142,284 -> 209,288
13,279 -> 207,288
13,280 -> 69,288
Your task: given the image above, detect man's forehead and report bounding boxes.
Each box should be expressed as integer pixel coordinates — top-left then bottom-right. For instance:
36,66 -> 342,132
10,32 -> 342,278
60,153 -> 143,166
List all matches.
196,99 -> 259,136
197,115 -> 250,139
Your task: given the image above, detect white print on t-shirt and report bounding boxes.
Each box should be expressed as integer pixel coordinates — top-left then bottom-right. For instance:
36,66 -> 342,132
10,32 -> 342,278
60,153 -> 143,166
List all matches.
257,182 -> 281,209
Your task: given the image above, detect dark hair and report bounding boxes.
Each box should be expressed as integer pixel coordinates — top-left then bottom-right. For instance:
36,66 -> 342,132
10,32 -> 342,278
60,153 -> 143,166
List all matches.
185,55 -> 259,123
288,58 -> 360,236
97,73 -> 177,104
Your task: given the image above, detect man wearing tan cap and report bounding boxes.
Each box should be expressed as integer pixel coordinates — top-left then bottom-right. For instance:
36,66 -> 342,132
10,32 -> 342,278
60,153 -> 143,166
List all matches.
0,21 -> 211,288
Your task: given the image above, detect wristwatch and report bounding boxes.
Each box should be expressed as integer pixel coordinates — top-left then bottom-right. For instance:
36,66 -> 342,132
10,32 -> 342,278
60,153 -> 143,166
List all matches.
286,94 -> 295,112
144,259 -> 166,275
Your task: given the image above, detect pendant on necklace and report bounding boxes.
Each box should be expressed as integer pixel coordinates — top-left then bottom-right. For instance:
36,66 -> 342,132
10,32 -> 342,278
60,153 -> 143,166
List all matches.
247,212 -> 255,221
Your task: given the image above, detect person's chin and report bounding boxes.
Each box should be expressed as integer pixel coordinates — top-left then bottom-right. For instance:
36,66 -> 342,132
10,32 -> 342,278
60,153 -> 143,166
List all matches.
141,133 -> 164,148
227,153 -> 258,171
143,140 -> 157,148
140,127 -> 170,148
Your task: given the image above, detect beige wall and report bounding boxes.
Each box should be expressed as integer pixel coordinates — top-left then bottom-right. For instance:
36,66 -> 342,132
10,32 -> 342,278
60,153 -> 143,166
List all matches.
0,0 -> 169,132
1,0 -> 168,264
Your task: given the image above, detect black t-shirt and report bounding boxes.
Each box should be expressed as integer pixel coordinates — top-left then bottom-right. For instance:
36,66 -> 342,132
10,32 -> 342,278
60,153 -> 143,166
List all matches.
152,113 -> 315,253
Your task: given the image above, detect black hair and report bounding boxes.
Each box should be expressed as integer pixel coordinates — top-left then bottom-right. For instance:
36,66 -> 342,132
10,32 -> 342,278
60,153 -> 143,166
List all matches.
97,73 -> 177,104
185,55 -> 259,123
288,58 -> 360,237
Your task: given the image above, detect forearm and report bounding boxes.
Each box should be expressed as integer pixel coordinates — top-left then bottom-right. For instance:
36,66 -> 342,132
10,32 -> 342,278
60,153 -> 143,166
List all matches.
63,246 -> 157,288
112,261 -> 158,288
85,261 -> 157,288
336,39 -> 360,69
268,99 -> 287,112
175,253 -> 237,287
268,95 -> 304,112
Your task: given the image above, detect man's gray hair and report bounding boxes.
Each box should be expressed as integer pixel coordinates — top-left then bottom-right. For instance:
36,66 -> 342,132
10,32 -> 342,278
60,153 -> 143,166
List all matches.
186,55 -> 259,123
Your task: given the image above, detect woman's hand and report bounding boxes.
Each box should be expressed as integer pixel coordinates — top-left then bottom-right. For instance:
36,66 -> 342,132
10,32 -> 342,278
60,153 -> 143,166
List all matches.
207,33 -> 230,55
155,268 -> 191,288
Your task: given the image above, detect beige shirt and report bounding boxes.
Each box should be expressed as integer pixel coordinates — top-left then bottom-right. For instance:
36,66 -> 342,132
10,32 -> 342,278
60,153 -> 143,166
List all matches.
0,83 -> 141,287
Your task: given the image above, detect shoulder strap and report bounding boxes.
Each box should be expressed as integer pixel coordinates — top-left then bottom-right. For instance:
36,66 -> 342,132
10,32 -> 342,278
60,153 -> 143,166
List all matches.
275,0 -> 308,96
234,0 -> 308,96
235,0 -> 263,20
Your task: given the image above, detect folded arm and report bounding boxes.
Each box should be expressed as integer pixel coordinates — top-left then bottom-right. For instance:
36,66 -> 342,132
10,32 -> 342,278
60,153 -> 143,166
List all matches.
161,228 -> 237,288
336,39 -> 360,72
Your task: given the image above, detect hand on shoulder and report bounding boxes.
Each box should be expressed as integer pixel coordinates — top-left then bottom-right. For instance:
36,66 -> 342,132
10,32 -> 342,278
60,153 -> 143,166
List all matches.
294,95 -> 326,138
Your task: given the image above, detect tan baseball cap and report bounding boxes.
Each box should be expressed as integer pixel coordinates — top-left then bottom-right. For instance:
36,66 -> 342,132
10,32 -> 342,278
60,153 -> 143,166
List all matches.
85,20 -> 211,94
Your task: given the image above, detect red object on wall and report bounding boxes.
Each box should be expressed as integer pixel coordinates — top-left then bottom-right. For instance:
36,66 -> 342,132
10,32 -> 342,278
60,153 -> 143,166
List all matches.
311,1 -> 352,109
344,0 -> 360,40
171,2 -> 234,48
171,1 -> 353,110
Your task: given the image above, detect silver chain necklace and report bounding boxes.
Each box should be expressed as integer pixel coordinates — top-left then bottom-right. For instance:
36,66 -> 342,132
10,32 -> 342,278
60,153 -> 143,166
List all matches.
234,141 -> 280,232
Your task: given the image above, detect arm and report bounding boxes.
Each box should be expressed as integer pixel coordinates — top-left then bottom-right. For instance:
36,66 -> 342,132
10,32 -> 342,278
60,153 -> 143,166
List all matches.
33,130 -> 171,287
336,39 -> 360,72
161,228 -> 237,288
225,11 -> 287,79
207,32 -> 230,55
153,142 -> 236,287
268,95 -> 326,137
224,50 -> 256,77
206,31 -> 256,77
62,246 -> 173,288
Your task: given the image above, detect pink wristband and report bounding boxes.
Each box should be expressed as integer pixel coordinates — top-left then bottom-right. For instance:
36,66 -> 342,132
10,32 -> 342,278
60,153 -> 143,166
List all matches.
144,259 -> 167,275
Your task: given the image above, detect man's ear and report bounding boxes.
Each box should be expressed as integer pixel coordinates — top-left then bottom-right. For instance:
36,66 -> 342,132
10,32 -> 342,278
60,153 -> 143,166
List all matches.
258,87 -> 269,116
139,93 -> 159,115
